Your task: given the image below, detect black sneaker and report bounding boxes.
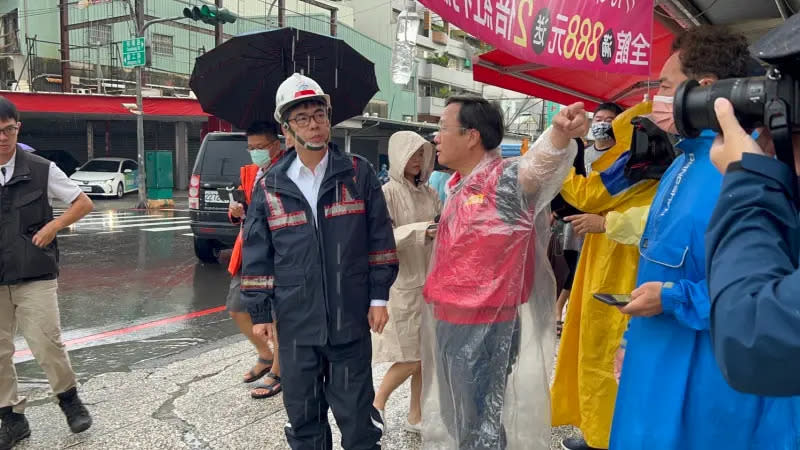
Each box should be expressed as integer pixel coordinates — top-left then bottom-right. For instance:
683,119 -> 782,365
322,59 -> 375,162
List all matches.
0,408 -> 31,450
561,437 -> 607,450
56,388 -> 92,434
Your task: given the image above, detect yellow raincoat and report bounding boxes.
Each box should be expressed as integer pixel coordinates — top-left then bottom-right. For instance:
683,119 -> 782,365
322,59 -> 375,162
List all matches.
550,102 -> 659,448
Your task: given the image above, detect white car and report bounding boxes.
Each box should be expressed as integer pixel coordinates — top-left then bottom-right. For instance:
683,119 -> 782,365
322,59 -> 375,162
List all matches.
70,157 -> 139,198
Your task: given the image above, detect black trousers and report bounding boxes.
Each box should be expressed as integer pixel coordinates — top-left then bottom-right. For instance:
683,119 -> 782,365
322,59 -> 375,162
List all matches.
563,249 -> 580,290
279,335 -> 382,450
435,319 -> 520,450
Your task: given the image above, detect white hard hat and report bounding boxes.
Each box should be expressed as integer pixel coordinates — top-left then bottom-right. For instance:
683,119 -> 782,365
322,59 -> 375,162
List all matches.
274,73 -> 331,123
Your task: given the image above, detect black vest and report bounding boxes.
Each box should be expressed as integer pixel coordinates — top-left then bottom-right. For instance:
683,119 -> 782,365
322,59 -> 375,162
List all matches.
0,149 -> 58,284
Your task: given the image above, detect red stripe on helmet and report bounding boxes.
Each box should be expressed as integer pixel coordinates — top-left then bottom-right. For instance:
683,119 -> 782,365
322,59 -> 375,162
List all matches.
294,89 -> 317,98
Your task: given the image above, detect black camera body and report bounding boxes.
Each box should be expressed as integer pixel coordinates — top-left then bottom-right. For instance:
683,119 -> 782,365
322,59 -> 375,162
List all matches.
673,13 -> 800,172
625,116 -> 679,182
673,64 -> 800,137
674,70 -> 799,138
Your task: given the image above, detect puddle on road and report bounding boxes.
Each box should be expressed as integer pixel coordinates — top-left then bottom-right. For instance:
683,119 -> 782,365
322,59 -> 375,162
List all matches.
16,314 -> 238,387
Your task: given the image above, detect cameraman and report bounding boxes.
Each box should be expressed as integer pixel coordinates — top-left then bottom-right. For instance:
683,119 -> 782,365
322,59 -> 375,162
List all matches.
706,97 -> 800,397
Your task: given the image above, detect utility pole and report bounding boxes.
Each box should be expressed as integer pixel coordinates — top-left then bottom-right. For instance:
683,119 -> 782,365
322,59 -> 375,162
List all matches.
59,0 -> 70,92
135,0 -> 146,208
130,2 -> 237,208
215,0 -> 223,46
95,43 -> 103,94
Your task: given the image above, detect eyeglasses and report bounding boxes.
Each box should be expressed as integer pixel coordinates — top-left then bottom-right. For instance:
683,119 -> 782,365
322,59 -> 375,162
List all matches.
288,110 -> 328,128
0,124 -> 20,137
247,139 -> 279,151
436,121 -> 467,134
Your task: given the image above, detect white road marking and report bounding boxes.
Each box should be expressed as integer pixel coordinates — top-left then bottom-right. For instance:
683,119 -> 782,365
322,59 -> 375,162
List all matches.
79,219 -> 190,231
72,216 -> 186,226
142,225 -> 192,232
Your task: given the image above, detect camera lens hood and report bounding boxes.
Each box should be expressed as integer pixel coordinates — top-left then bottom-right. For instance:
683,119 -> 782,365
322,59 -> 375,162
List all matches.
673,79 -> 702,138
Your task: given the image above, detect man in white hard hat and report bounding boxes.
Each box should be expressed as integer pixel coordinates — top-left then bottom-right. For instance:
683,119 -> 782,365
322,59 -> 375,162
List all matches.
241,73 -> 398,449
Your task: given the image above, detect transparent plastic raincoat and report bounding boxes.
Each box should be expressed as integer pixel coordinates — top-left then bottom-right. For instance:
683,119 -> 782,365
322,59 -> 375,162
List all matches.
420,128 -> 577,449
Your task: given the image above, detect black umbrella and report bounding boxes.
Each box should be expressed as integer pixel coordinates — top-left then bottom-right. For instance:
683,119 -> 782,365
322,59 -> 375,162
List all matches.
190,27 -> 379,129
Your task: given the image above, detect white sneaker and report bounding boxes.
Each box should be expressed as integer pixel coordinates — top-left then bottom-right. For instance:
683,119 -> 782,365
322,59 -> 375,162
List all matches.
403,418 -> 422,434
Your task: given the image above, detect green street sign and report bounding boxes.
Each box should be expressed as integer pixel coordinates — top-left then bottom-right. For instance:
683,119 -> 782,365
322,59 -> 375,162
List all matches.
122,37 -> 146,68
123,51 -> 145,67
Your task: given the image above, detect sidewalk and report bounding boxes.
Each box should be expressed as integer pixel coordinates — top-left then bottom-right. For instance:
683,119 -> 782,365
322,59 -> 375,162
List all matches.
15,339 -> 422,450
15,338 -> 576,449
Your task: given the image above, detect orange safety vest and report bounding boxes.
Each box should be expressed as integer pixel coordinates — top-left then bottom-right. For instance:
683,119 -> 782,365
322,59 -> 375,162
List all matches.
227,151 -> 284,276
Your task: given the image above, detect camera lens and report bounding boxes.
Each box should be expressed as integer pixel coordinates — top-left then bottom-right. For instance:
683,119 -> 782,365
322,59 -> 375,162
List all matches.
673,77 -> 767,138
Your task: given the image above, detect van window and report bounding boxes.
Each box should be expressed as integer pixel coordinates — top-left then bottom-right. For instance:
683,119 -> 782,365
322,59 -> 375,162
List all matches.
199,139 -> 250,177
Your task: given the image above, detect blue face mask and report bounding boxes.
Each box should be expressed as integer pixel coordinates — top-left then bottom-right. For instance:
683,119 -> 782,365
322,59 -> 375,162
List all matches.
249,149 -> 272,167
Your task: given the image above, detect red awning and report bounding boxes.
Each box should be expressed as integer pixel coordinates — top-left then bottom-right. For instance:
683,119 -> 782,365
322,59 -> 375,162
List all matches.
0,91 -> 209,118
473,19 -> 676,110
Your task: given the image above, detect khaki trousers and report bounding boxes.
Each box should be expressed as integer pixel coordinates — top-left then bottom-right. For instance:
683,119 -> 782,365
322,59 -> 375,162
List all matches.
0,279 -> 76,413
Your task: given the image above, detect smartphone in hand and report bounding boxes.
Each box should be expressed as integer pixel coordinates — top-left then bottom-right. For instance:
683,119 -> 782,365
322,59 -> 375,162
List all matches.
217,188 -> 246,204
593,293 -> 632,306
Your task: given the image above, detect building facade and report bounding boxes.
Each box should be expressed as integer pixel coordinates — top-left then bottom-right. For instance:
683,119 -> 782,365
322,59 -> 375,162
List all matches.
0,0 -> 424,188
348,0 -> 547,142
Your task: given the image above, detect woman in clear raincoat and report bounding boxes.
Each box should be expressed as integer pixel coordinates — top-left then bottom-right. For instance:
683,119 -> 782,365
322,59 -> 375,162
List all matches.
420,96 -> 589,449
372,131 -> 441,432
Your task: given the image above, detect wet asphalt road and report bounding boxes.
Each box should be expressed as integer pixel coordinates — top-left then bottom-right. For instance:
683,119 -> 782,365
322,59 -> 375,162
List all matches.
12,195 -> 582,449
14,195 -> 241,389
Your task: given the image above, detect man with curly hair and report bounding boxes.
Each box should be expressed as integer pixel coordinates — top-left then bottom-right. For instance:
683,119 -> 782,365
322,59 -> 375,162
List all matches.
609,25 -> 800,450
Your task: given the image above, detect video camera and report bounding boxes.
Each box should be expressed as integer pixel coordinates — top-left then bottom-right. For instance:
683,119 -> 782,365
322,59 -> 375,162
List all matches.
673,13 -> 799,171
624,116 -> 679,183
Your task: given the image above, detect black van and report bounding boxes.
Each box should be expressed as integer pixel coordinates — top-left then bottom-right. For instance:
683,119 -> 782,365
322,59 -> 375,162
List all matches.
189,132 -> 251,263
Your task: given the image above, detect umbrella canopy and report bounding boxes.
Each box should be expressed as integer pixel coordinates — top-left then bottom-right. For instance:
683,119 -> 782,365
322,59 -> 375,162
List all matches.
473,19 -> 675,110
190,27 -> 380,129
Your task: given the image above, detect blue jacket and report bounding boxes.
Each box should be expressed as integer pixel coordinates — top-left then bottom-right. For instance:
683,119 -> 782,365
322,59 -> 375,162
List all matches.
707,153 -> 800,397
610,132 -> 800,450
240,146 -> 398,346
428,170 -> 450,204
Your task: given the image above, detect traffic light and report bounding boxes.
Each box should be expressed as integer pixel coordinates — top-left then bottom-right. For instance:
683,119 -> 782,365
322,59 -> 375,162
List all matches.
182,5 -> 237,25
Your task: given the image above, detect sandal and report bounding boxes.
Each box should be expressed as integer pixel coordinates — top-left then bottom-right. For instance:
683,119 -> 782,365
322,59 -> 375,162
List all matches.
251,373 -> 282,399
243,357 -> 273,383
